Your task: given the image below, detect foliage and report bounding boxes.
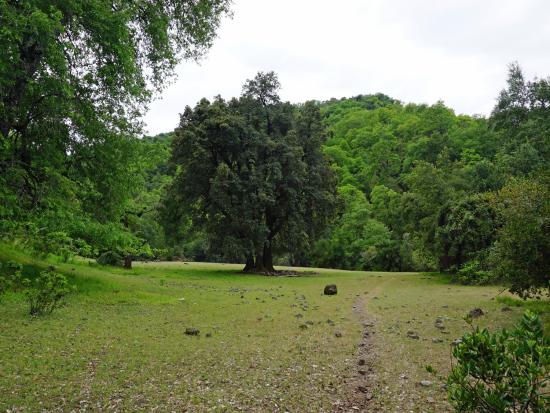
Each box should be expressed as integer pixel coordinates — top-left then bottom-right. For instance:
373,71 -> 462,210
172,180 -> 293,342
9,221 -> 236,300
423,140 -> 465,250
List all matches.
164,72 -> 336,272
97,251 -> 124,267
447,310 -> 549,412
23,267 -> 73,316
435,195 -> 499,272
0,0 -> 231,257
455,259 -> 493,285
0,261 -> 22,300
489,176 -> 550,298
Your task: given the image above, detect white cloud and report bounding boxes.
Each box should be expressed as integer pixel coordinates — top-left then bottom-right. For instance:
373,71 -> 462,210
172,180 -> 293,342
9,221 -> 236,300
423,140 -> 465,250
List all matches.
143,0 -> 550,134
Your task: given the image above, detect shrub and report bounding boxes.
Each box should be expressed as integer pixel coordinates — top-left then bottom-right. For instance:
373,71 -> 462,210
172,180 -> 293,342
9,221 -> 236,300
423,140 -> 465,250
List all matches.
24,267 -> 73,316
0,261 -> 23,300
447,310 -> 549,412
455,259 -> 493,285
97,250 -> 123,266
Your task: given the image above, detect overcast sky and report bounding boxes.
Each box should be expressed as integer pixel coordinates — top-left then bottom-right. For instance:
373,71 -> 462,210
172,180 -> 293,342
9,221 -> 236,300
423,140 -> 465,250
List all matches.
143,0 -> 550,135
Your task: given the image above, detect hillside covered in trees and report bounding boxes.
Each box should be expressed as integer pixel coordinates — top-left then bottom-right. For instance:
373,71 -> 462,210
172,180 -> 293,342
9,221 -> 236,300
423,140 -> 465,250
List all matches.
1,63 -> 549,297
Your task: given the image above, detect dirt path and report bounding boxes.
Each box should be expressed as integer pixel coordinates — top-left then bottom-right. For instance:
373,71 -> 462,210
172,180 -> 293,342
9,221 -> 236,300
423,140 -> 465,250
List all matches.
335,297 -> 379,412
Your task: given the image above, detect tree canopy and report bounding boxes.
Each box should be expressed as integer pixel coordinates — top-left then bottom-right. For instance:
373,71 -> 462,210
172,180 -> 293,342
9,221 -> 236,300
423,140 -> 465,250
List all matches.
163,72 -> 336,272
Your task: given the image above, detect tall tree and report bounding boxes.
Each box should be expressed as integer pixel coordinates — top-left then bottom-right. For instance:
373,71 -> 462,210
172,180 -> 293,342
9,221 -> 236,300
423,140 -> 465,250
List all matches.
0,0 -> 231,218
164,72 -> 335,272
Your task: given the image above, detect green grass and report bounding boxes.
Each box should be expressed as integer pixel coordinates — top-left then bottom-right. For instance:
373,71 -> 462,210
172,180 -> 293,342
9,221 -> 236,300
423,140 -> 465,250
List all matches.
0,245 -> 548,412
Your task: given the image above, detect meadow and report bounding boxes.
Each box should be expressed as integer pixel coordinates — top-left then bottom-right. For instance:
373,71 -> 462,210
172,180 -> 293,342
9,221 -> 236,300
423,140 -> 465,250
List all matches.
1,246 -> 547,412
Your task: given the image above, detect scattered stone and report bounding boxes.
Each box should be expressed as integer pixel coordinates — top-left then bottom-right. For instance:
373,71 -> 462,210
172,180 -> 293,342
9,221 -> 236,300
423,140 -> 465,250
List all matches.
419,380 -> 432,387
295,313 -> 303,318
366,392 -> 373,401
299,324 -> 308,330
358,370 -> 367,376
185,327 -> 200,336
501,306 -> 512,312
452,338 -> 462,346
324,284 -> 337,295
305,320 -> 314,326
432,338 -> 444,343
434,317 -> 445,330
358,359 -> 366,366
335,331 -> 342,338
205,332 -> 212,338
407,330 -> 419,339
427,397 -> 435,403
357,386 -> 368,393
399,374 -> 408,380
468,308 -> 484,318
326,319 -> 335,325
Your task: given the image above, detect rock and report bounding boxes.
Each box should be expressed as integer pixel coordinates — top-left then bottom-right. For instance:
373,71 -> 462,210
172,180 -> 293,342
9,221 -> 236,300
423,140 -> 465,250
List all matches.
427,397 -> 435,403
358,359 -> 366,366
326,319 -> 335,325
205,332 -> 212,338
419,380 -> 432,387
295,313 -> 303,318
366,392 -> 373,401
501,306 -> 512,312
432,338 -> 444,343
407,330 -> 419,339
358,370 -> 367,376
335,331 -> 342,338
324,284 -> 337,295
452,338 -> 462,346
299,324 -> 308,330
305,320 -> 314,325
185,327 -> 200,336
468,308 -> 484,318
399,374 -> 408,380
357,386 -> 368,393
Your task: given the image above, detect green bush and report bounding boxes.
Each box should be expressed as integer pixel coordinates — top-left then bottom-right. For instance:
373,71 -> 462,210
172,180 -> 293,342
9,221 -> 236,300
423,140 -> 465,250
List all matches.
97,251 -> 123,266
455,259 -> 493,285
447,310 -> 549,412
23,267 -> 73,316
0,261 -> 23,300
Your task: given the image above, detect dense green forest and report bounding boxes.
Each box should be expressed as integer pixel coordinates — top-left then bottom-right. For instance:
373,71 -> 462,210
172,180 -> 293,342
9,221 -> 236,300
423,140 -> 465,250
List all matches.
1,47 -> 549,295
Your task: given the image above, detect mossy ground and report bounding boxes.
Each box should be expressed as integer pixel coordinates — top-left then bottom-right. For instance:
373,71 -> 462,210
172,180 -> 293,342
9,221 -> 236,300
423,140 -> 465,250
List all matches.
0,245 -> 548,412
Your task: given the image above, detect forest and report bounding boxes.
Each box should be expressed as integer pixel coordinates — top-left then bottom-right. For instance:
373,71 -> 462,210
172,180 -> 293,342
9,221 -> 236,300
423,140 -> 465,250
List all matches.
4,62 -> 547,296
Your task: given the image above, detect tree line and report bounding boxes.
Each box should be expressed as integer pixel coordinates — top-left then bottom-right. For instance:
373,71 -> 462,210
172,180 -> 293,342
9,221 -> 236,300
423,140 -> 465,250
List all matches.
0,0 -> 547,297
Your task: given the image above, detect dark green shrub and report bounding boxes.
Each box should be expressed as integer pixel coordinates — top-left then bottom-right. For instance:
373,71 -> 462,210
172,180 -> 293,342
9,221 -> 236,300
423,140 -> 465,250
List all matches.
0,261 -> 23,300
448,310 -> 549,412
97,251 -> 123,266
23,267 -> 73,316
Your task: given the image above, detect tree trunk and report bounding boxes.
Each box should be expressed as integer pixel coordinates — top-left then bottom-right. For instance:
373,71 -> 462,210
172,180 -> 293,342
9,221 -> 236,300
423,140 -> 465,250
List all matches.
243,254 -> 255,272
241,245 -> 275,273
123,255 -> 132,269
262,242 -> 274,272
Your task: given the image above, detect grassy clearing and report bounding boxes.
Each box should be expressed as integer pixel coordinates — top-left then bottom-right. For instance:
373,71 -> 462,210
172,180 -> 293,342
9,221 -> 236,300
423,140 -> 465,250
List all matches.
0,246 -> 548,412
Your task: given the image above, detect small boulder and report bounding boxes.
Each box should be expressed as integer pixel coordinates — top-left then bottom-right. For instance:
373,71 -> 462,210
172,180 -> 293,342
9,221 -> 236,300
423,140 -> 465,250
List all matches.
419,380 -> 432,387
185,327 -> 200,336
335,331 -> 342,338
324,284 -> 337,295
468,308 -> 484,318
407,330 -> 419,339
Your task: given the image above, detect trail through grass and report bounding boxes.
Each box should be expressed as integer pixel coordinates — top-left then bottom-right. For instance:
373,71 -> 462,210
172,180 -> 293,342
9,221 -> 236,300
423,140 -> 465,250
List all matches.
0,248 -> 548,412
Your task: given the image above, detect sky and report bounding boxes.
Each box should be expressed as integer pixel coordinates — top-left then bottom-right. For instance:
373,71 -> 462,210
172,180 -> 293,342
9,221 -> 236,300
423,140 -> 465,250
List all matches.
143,0 -> 550,135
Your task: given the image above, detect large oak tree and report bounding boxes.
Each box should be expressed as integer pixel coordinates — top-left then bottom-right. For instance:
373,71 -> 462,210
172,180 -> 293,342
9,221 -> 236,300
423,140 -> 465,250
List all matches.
164,72 -> 335,272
